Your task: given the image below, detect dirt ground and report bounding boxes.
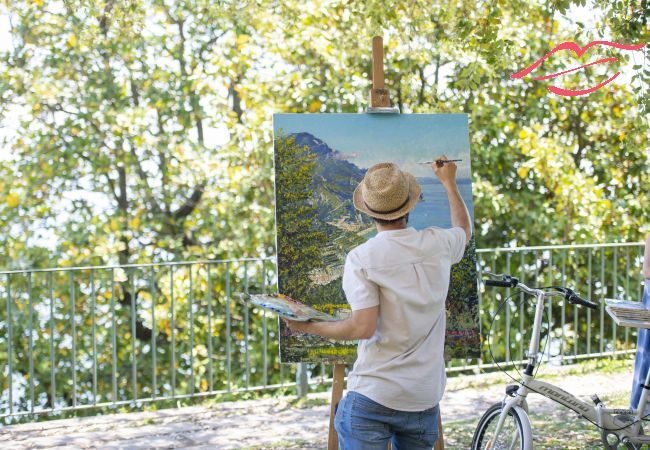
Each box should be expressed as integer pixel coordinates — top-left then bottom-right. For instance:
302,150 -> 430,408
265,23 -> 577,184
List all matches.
0,362 -> 635,449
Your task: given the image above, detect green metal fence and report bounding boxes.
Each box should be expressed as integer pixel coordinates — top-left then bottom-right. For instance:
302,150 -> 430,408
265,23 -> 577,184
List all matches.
0,242 -> 645,422
0,258 -> 299,422
469,242 -> 646,372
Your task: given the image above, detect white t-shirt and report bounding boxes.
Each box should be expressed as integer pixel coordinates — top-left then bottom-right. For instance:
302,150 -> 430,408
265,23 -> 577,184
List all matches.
343,226 -> 467,412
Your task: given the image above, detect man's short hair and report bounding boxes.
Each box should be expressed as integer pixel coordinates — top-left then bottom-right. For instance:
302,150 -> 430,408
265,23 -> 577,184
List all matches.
372,213 -> 409,226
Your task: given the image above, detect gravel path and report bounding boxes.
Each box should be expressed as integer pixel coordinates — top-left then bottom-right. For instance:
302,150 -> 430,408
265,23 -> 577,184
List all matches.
0,363 -> 634,449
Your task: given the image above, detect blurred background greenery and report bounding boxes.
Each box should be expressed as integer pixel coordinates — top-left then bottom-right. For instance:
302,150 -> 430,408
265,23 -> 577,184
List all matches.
0,0 -> 648,271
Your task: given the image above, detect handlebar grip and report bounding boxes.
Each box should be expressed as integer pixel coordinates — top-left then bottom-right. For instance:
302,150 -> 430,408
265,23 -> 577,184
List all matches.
569,294 -> 598,310
484,279 -> 515,288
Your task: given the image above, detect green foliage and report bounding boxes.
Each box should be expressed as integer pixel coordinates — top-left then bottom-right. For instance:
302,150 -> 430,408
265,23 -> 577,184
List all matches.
0,0 -> 274,270
0,1 -> 646,263
592,0 -> 650,116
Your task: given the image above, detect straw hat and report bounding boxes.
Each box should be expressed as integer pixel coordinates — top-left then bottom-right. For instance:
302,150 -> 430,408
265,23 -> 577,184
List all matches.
353,162 -> 421,220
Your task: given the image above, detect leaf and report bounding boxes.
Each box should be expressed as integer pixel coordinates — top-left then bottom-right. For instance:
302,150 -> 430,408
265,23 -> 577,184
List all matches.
517,167 -> 530,179
307,100 -> 321,113
6,193 -> 20,208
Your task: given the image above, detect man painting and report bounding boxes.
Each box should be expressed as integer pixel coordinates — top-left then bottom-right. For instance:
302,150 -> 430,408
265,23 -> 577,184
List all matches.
285,156 -> 471,449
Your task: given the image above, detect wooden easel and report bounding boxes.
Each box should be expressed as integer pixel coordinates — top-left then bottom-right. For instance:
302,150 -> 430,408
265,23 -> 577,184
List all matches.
326,36 -> 445,450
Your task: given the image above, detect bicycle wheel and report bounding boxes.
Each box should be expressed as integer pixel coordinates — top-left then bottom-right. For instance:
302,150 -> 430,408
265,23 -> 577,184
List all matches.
471,402 -> 530,450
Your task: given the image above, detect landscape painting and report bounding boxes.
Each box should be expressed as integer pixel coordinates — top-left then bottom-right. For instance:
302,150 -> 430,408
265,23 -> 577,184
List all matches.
273,114 -> 479,363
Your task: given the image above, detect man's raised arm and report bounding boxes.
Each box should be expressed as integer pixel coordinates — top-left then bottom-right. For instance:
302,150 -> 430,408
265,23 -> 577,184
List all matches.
432,154 -> 472,242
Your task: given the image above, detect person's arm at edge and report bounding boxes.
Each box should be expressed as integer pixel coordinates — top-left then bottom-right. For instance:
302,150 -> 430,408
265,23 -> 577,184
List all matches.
284,306 -> 378,340
643,233 -> 650,280
433,154 -> 471,241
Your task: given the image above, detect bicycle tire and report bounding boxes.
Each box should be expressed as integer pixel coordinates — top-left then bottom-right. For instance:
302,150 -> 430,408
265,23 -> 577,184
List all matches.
471,402 -> 532,450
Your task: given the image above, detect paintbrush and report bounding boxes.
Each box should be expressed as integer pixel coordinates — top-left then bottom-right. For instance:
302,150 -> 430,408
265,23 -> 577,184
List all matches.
418,159 -> 462,167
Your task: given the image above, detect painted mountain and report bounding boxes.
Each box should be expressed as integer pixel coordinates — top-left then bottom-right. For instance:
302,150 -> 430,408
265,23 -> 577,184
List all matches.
292,132 -> 367,220
291,132 -> 375,276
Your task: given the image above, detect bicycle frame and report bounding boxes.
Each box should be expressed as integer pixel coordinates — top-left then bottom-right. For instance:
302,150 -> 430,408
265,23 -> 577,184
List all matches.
489,287 -> 650,448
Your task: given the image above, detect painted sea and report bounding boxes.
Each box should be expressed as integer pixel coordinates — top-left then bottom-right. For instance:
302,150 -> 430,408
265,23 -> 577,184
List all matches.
408,178 -> 474,231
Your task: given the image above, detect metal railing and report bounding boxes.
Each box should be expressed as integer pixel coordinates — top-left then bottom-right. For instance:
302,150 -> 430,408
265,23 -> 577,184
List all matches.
0,258 -> 299,423
0,242 -> 646,422
462,242 -> 646,372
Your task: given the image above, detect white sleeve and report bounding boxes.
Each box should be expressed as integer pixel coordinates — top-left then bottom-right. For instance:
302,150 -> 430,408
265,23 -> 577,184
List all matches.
342,251 -> 380,311
444,227 -> 468,264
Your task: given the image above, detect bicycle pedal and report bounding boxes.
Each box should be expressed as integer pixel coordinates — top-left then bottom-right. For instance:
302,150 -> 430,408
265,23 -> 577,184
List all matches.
505,384 -> 518,397
591,394 -> 602,405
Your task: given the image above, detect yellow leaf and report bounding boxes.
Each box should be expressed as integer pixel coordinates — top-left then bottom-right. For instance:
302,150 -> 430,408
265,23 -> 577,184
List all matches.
517,167 -> 530,179
236,34 -> 249,49
33,0 -> 44,6
67,34 -> 77,48
110,218 -> 120,231
6,193 -> 19,208
201,379 -> 208,391
308,100 -> 322,113
518,129 -> 528,139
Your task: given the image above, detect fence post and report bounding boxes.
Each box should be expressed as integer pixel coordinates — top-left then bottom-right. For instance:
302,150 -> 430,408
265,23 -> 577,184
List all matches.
296,362 -> 309,397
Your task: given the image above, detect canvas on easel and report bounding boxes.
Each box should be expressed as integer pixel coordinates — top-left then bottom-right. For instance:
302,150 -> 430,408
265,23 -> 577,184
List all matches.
273,113 -> 480,363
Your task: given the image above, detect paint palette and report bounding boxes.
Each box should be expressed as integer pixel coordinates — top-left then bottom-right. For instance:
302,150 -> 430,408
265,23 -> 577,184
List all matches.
606,299 -> 650,329
242,293 -> 337,322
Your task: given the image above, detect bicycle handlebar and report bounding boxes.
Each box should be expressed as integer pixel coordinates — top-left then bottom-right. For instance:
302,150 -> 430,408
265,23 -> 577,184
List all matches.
483,273 -> 598,309
484,278 -> 518,288
560,287 -> 599,310
568,295 -> 598,309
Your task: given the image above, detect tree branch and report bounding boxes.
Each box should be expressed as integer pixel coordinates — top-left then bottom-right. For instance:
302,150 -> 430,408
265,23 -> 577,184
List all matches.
117,161 -> 128,211
417,65 -> 426,105
173,183 -> 205,219
166,3 -> 205,145
229,75 -> 243,123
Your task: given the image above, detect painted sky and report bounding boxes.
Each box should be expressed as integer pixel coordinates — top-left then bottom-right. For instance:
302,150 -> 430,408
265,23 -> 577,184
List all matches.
273,114 -> 471,178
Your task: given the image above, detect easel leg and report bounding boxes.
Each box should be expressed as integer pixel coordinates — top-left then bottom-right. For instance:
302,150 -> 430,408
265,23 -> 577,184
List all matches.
327,364 -> 346,450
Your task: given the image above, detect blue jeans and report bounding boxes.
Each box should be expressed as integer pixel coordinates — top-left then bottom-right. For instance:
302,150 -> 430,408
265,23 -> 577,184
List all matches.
631,283 -> 650,410
334,391 -> 439,450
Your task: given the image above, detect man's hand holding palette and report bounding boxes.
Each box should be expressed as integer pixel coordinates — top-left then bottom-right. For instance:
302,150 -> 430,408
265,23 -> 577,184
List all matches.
239,293 -> 337,322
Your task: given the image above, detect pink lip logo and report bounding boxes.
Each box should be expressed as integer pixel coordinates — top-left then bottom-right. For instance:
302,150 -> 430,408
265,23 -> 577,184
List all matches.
511,40 -> 646,96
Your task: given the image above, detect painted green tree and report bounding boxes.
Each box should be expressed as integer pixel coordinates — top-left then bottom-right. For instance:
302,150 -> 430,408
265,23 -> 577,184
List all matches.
274,133 -> 327,301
